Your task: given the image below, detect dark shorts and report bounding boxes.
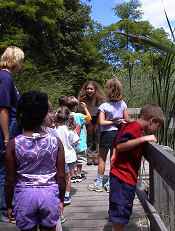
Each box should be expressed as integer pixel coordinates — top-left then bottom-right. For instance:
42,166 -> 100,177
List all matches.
99,130 -> 117,150
109,174 -> 136,225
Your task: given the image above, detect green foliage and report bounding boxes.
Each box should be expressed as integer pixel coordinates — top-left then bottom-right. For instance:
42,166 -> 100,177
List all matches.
0,0 -> 110,105
114,0 -> 143,21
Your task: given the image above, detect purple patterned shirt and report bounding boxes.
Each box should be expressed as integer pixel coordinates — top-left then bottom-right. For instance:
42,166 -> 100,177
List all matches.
15,134 -> 58,187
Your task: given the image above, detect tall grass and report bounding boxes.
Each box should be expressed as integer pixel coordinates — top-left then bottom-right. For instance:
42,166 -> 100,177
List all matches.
117,10 -> 175,148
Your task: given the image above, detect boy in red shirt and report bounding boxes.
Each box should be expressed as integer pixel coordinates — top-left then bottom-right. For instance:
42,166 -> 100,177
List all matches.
109,104 -> 164,231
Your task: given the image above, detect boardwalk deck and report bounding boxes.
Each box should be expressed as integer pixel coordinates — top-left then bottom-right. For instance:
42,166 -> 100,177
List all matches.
0,158 -> 149,231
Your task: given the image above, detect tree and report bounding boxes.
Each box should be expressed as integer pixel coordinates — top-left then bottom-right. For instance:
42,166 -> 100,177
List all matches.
0,0 -> 110,103
114,0 -> 143,21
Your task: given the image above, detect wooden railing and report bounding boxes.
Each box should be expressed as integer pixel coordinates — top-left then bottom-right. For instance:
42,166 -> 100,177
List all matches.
137,143 -> 175,231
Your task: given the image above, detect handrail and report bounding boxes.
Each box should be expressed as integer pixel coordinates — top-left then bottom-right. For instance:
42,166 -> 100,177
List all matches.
136,143 -> 175,231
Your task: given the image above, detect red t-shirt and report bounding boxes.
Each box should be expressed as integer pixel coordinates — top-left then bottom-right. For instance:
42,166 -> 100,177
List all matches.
110,121 -> 144,186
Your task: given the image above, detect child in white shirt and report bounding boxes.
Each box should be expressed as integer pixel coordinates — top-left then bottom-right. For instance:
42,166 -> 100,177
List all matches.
54,106 -> 79,205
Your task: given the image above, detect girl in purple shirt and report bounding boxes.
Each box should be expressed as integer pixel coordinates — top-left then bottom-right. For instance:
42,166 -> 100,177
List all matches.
5,91 -> 66,231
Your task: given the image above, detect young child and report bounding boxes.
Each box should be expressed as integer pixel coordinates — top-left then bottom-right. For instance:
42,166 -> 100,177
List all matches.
78,81 -> 105,164
5,91 -> 66,231
66,96 -> 91,182
110,104 -> 164,231
54,106 -> 79,205
88,78 -> 128,193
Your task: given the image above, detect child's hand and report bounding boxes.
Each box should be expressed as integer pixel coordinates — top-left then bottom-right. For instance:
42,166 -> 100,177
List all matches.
142,135 -> 157,143
113,118 -> 127,125
80,102 -> 87,109
111,153 -> 116,164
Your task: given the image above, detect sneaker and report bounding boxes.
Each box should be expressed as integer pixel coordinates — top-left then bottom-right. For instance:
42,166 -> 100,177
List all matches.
88,183 -> 103,192
71,176 -> 77,183
64,196 -> 71,205
87,159 -> 93,165
76,175 -> 83,183
81,172 -> 86,180
104,183 -> 110,193
60,215 -> 66,224
0,214 -> 9,223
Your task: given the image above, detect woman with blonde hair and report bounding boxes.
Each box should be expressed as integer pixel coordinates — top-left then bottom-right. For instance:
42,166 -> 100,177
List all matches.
0,46 -> 24,222
88,78 -> 129,193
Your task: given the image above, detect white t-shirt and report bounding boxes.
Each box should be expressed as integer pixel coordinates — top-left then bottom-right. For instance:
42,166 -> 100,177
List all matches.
98,100 -> 127,132
53,125 -> 79,163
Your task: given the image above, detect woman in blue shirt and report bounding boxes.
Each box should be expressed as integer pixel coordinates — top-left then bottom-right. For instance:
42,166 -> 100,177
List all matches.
0,46 -> 24,221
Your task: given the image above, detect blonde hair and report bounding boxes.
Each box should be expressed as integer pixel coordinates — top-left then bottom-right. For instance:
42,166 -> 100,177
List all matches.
105,78 -> 123,101
0,46 -> 24,71
139,104 -> 164,126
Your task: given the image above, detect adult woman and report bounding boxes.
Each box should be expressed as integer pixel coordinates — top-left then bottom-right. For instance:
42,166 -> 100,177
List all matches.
78,81 -> 105,165
0,46 -> 24,221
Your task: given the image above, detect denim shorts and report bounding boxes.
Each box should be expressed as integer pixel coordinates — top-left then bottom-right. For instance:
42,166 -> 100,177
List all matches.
13,186 -> 60,230
109,174 -> 136,225
65,162 -> 76,173
99,130 -> 117,150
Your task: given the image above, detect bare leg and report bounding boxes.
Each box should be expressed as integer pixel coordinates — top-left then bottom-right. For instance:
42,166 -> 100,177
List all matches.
97,147 -> 108,175
112,224 -> 125,231
76,163 -> 82,175
65,172 -> 71,193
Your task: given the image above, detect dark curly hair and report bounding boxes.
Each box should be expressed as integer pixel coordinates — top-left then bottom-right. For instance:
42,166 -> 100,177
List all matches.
17,91 -> 49,131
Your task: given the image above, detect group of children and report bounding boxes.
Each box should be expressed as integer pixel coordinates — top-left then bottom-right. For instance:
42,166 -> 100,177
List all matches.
4,78 -> 164,231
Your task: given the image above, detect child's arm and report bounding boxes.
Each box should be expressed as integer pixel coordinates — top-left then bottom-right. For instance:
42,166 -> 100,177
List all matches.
123,108 -> 129,121
116,134 -> 157,152
56,139 -> 66,205
98,111 -> 114,125
80,102 -> 92,122
5,139 -> 16,222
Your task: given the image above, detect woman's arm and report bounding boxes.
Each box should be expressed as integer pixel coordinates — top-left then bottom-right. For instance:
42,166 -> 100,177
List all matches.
0,108 -> 9,145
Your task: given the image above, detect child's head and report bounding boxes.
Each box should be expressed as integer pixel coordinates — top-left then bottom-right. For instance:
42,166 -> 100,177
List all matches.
79,81 -> 105,102
43,112 -> 55,128
58,95 -> 68,107
139,104 -> 164,133
66,96 -> 79,112
17,91 -> 48,131
105,78 -> 123,101
55,106 -> 76,130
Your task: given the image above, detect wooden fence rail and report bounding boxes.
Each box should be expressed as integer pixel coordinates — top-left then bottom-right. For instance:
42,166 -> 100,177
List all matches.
137,143 -> 175,231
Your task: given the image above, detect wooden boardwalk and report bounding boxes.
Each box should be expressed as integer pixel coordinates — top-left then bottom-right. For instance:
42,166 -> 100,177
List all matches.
0,159 -> 149,231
